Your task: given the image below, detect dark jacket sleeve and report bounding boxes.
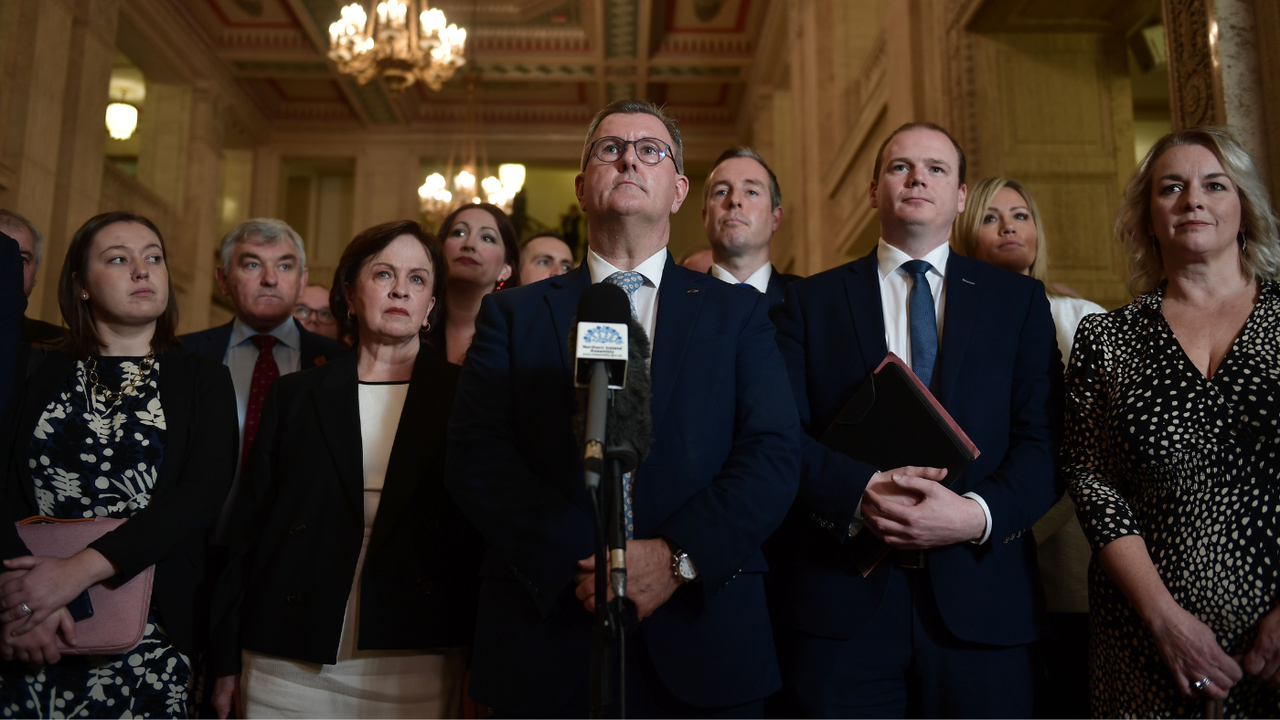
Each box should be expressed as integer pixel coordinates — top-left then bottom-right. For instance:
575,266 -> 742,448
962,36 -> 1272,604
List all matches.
209,378 -> 287,676
445,295 -> 596,619
89,357 -> 239,581
773,282 -> 880,538
965,283 -> 1062,552
655,294 -> 802,597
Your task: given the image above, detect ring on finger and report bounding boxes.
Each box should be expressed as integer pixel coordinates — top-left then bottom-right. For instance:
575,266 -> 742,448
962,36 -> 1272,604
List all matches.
18,602 -> 31,616
1193,677 -> 1212,692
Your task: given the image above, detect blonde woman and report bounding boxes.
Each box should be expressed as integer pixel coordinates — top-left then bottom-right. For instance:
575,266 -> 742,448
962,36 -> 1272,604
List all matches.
1065,127 -> 1280,716
955,177 -> 1104,716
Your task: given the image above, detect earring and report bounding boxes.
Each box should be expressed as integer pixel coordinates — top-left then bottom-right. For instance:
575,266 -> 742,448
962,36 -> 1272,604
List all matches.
81,292 -> 88,300
495,278 -> 506,291
347,310 -> 355,319
424,320 -> 432,333
1239,229 -> 1249,256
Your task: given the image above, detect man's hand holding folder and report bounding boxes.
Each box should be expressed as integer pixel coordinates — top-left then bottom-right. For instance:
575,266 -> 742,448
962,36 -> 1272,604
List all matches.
861,466 -> 987,550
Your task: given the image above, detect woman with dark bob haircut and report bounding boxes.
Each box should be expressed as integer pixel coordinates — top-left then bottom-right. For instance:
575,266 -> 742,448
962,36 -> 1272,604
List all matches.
0,211 -> 239,717
211,220 -> 485,718
432,203 -> 520,364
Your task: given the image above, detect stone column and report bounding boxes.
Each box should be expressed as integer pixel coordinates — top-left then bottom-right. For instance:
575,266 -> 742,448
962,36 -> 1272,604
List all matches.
42,0 -> 120,321
177,86 -> 223,332
1,0 -> 75,320
1163,0 -> 1273,186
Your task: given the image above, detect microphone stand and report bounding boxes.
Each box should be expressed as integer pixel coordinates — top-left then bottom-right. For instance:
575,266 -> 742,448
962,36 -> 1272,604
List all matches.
586,363 -> 638,718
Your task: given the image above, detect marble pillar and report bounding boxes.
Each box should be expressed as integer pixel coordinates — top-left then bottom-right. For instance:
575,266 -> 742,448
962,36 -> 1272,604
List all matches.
43,0 -> 120,322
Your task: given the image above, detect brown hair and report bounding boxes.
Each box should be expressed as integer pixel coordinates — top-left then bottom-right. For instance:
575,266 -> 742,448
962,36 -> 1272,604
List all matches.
330,220 -> 446,347
436,203 -> 521,288
1117,125 -> 1280,296
873,121 -> 967,185
703,146 -> 782,209
57,211 -> 180,357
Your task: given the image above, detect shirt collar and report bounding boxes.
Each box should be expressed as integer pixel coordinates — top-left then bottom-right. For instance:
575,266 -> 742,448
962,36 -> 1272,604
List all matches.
876,238 -> 950,282
230,315 -> 300,350
586,246 -> 668,289
710,262 -> 773,293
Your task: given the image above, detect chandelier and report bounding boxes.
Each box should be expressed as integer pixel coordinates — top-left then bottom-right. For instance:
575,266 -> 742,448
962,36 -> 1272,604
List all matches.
418,77 -> 526,227
328,1 -> 467,93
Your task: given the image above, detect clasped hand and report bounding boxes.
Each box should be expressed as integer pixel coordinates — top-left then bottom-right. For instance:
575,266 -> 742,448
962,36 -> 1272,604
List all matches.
861,466 -> 986,549
0,550 -> 114,665
0,565 -> 78,665
574,538 -> 679,621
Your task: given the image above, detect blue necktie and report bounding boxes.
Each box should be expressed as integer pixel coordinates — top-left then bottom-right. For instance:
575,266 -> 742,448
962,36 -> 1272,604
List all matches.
902,259 -> 937,390
736,282 -> 758,291
601,271 -> 644,538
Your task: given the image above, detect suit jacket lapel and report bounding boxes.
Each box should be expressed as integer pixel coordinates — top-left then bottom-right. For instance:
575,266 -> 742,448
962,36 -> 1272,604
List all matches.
765,269 -> 785,307
936,253 -> 979,408
545,264 -> 592,373
650,255 -> 704,427
844,253 -> 889,376
313,352 -> 364,512
367,349 -> 456,558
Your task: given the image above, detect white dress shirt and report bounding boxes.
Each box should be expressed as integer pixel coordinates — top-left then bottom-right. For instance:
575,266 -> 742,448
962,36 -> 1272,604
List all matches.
864,238 -> 992,545
710,262 -> 773,294
586,246 -> 668,343
224,316 -> 302,441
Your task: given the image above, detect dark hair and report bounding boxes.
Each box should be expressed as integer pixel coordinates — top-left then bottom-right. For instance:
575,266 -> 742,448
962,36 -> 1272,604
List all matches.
436,203 -> 520,288
873,122 -> 967,185
520,231 -> 567,249
57,212 -> 179,358
581,99 -> 684,175
330,220 -> 446,348
703,146 -> 782,209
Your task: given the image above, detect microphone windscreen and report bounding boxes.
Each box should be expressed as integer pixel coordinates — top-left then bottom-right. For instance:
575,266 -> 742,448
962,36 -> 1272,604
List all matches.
607,316 -> 653,462
577,282 -> 632,325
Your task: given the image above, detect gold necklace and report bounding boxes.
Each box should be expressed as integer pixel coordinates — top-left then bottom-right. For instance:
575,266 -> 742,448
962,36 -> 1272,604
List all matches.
86,350 -> 156,405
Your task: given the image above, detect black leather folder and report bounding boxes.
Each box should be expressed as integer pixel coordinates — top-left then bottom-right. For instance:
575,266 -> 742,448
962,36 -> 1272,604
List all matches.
819,353 -> 980,574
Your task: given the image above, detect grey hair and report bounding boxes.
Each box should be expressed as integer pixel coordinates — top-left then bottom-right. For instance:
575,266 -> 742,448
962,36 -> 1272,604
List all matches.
219,218 -> 307,272
1117,125 -> 1280,297
580,99 -> 684,175
0,210 -> 41,267
703,146 -> 782,210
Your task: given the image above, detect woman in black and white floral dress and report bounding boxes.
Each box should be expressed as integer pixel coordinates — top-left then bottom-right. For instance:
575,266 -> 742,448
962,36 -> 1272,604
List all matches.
1065,127 -> 1280,717
0,212 -> 237,718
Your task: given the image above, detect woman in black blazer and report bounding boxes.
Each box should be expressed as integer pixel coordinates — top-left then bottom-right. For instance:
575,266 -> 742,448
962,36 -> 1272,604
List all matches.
0,212 -> 238,717
211,220 -> 484,719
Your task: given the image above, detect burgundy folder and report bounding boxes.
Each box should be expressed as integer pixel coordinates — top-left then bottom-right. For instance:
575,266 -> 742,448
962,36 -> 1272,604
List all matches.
818,353 -> 980,575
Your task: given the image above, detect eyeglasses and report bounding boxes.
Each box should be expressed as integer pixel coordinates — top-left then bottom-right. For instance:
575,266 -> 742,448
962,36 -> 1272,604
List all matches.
584,136 -> 680,173
294,305 -> 335,324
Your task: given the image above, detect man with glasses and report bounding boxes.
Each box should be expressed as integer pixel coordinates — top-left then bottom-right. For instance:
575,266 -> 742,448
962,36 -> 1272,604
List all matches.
447,99 -> 801,718
294,284 -> 339,340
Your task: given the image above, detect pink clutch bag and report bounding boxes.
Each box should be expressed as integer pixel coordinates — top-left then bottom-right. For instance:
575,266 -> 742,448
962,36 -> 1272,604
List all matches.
14,516 -> 154,655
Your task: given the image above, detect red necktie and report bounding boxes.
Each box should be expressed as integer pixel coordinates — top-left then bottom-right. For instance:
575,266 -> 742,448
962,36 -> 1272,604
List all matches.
242,335 -> 280,469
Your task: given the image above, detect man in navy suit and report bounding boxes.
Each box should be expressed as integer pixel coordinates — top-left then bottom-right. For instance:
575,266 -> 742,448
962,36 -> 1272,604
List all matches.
179,218 -> 341,542
771,122 -> 1061,717
701,147 -> 801,318
446,100 -> 801,718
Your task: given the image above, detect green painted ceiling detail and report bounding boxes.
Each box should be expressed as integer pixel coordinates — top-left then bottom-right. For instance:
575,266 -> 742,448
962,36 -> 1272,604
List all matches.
606,0 -> 638,60
473,63 -> 595,78
649,66 -> 741,78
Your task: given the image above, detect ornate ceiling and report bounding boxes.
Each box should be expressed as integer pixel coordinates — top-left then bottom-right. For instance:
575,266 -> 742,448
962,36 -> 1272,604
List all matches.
175,0 -> 767,136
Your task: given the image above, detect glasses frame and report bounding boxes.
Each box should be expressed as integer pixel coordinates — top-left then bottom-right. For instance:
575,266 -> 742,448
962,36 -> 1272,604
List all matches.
294,305 -> 336,325
584,136 -> 681,174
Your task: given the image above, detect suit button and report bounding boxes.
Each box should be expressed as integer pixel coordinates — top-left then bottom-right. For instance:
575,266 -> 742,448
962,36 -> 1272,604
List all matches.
286,591 -> 302,607
289,522 -> 307,537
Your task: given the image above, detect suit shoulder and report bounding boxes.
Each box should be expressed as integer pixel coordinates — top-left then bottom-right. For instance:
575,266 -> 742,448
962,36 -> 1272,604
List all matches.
789,261 -> 859,295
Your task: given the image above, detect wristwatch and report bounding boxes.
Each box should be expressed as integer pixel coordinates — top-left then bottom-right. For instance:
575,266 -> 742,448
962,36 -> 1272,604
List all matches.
663,538 -> 699,583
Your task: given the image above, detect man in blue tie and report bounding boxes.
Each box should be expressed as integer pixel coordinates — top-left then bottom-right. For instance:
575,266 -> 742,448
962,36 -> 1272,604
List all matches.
700,147 -> 801,318
446,100 -> 801,718
770,122 -> 1062,717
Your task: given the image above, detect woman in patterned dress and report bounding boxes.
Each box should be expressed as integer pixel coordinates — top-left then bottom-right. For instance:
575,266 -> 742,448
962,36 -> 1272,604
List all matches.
1065,126 -> 1280,717
0,211 -> 238,718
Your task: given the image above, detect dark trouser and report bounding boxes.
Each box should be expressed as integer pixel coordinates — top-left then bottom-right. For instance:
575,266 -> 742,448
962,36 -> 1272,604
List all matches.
779,564 -> 1033,719
1032,612 -> 1090,719
492,629 -> 764,719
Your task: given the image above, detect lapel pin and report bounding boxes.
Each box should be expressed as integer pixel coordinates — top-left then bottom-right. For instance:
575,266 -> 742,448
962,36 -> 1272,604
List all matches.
962,278 -> 976,285
687,289 -> 699,294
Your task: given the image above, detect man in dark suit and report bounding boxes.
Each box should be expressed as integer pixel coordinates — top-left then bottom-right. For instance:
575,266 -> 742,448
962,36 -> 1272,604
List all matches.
446,100 -> 801,718
1,232 -> 24,419
179,218 -> 341,542
1,211 -> 63,345
771,122 -> 1061,717
701,147 -> 801,318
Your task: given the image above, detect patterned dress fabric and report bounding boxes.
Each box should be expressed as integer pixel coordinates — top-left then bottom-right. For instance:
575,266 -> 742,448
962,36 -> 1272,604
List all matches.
1065,282 -> 1280,718
0,357 -> 192,719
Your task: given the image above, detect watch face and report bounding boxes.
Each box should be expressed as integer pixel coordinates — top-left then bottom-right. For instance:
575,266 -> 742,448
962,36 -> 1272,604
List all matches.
678,556 -> 696,580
